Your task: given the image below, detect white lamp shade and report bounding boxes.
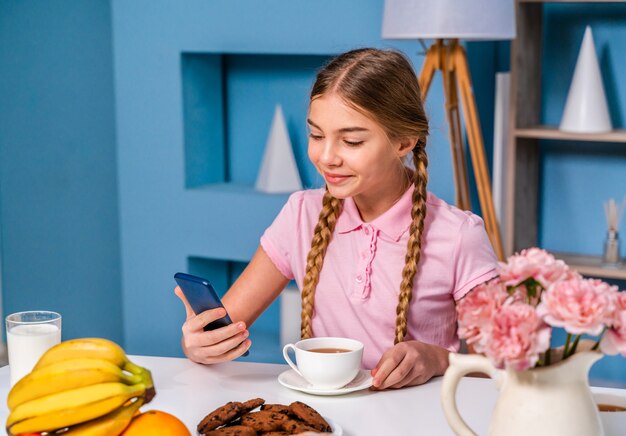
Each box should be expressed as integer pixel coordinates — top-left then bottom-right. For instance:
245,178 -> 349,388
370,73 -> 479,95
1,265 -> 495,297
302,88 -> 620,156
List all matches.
382,0 -> 516,40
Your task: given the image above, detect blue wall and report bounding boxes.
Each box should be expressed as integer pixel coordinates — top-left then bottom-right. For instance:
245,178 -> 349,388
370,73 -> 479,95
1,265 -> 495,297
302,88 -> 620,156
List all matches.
0,0 -> 123,342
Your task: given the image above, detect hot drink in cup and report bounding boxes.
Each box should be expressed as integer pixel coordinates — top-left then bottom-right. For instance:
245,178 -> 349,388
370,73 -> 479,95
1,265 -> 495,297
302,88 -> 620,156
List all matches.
282,337 -> 363,389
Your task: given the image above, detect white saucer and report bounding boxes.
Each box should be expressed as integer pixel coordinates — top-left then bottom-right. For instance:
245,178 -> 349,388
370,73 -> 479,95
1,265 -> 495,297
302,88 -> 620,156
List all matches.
278,368 -> 373,396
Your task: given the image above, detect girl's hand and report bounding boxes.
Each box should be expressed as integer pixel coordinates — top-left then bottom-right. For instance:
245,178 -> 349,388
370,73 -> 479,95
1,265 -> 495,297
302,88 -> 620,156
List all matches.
174,286 -> 251,364
370,340 -> 449,390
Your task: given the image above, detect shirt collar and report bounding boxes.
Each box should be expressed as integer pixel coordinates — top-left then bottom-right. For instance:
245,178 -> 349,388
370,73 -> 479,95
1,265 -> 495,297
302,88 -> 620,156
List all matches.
335,183 -> 415,241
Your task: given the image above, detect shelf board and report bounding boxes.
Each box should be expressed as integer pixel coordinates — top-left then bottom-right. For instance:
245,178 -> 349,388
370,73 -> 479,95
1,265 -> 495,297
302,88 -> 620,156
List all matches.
515,126 -> 626,143
553,252 -> 626,280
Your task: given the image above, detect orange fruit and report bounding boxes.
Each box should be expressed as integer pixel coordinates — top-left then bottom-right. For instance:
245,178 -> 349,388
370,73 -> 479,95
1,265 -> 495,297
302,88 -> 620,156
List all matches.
121,410 -> 190,436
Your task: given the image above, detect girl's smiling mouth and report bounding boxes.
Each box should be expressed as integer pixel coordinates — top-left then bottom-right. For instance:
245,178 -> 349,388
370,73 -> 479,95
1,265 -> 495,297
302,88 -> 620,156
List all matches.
324,172 -> 353,185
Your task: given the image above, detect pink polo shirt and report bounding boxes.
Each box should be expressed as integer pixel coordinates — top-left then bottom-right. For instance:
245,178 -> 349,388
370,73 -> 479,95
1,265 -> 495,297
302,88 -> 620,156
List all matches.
260,185 -> 498,369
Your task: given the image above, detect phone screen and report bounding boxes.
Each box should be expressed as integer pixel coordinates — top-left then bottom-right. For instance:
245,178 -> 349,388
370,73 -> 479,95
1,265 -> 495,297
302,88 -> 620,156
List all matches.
174,272 -> 232,330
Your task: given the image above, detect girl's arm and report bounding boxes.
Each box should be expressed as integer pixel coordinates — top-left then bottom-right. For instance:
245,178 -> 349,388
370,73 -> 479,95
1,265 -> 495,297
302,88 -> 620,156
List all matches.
175,245 -> 289,364
222,245 -> 290,325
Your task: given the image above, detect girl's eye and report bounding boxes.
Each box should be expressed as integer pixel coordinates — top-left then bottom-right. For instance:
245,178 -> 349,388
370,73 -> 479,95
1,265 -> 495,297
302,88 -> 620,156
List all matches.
344,140 -> 364,147
309,133 -> 323,141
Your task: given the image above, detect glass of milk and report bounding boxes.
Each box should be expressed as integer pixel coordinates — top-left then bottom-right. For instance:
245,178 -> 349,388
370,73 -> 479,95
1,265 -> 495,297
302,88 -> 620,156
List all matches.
6,311 -> 62,386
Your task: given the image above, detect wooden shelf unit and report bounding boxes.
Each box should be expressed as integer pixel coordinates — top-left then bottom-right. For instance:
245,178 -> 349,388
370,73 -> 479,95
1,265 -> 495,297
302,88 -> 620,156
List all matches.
515,127 -> 626,142
505,0 -> 626,280
554,252 -> 626,280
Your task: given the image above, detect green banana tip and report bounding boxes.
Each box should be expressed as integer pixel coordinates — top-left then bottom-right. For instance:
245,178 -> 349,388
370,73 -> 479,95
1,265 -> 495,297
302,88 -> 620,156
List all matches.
124,360 -> 145,375
124,360 -> 155,403
126,372 -> 144,385
143,368 -> 154,387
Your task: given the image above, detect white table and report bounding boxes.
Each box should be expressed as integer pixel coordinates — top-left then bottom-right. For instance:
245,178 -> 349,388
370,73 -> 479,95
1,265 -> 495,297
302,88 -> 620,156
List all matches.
1,356 -> 624,435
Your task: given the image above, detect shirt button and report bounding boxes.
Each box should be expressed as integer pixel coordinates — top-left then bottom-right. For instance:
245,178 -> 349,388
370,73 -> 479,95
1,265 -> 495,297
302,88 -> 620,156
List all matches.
364,227 -> 370,235
356,274 -> 363,283
361,251 -> 368,259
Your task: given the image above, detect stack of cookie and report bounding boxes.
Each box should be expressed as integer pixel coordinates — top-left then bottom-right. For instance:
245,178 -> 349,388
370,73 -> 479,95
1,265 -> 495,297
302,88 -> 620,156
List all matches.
197,398 -> 333,435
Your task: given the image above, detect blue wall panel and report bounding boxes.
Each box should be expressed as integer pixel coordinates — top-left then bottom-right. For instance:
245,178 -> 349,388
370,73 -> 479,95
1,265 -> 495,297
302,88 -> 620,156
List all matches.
225,54 -> 330,188
0,0 -> 123,342
182,54 -> 226,187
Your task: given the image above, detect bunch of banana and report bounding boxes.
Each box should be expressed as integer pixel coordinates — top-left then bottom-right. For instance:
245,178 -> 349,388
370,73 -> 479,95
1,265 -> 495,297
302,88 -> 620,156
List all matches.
6,338 -> 156,436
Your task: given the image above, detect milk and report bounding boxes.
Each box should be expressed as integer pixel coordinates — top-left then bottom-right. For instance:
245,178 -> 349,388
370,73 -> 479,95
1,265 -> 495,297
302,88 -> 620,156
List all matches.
7,323 -> 61,386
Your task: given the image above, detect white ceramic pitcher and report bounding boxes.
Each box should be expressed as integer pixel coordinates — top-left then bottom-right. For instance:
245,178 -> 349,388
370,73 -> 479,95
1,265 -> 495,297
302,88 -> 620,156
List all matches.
441,351 -> 604,436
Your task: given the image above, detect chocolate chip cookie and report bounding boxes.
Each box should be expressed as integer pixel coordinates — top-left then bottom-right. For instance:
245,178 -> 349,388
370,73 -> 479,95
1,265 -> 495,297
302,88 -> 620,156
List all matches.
198,401 -> 244,433
260,403 -> 292,415
241,397 -> 265,413
281,418 -> 320,434
203,425 -> 258,436
289,401 -> 331,432
239,410 -> 288,432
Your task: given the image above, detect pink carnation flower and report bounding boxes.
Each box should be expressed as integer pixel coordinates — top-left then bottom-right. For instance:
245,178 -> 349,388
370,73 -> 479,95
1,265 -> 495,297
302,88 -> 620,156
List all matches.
485,302 -> 551,371
600,292 -> 626,356
537,277 -> 617,336
457,280 -> 508,353
499,248 -> 571,289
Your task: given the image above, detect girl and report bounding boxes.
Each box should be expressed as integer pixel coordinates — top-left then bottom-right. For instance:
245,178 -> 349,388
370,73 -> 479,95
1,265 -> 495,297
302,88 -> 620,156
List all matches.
176,48 -> 498,390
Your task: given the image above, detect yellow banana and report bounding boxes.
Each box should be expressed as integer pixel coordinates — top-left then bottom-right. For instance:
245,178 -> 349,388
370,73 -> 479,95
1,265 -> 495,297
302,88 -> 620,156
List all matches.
35,338 -> 130,369
6,381 -> 146,435
64,397 -> 144,435
8,358 -> 143,411
33,337 -> 156,403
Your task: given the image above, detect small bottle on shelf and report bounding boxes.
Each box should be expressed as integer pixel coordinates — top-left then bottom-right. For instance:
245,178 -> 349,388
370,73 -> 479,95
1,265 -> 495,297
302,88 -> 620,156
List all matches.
603,229 -> 621,267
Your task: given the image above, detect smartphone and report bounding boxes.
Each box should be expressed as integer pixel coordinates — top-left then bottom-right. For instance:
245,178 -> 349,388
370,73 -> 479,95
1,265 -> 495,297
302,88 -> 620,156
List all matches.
174,272 -> 249,355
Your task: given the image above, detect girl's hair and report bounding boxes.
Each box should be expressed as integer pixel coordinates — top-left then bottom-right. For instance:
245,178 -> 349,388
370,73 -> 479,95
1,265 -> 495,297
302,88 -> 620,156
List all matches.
300,48 -> 430,344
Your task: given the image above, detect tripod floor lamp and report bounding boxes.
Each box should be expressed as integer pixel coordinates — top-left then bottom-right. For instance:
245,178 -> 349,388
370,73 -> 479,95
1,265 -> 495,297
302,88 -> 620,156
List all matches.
382,0 -> 516,261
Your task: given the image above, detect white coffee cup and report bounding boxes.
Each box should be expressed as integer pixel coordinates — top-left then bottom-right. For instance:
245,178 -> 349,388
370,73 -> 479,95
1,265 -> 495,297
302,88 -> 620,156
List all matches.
282,337 -> 363,389
593,393 -> 626,436
6,311 -> 62,386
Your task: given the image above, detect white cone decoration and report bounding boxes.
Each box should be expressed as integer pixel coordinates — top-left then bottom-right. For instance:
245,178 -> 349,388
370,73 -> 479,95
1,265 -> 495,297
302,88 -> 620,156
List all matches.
256,104 -> 303,193
560,26 -> 612,133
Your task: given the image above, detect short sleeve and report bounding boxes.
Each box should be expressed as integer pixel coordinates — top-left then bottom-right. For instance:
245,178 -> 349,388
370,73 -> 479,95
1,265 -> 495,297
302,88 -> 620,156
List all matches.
452,213 -> 499,300
259,191 -> 304,281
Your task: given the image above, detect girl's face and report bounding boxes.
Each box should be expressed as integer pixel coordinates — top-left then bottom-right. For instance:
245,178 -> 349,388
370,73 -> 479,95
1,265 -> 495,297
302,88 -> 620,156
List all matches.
307,93 -> 414,217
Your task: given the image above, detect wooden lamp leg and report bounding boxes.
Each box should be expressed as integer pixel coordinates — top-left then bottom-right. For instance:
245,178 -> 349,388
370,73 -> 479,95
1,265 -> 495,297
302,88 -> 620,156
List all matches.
453,44 -> 505,261
442,45 -> 471,211
418,40 -> 505,260
419,41 -> 471,211
418,40 -> 440,100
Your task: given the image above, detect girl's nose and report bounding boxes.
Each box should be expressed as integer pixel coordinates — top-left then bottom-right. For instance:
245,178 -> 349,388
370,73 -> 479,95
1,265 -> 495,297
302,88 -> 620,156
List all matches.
319,142 -> 341,167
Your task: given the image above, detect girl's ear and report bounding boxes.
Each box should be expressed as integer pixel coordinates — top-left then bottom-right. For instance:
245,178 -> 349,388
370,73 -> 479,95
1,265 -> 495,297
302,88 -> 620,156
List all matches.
396,137 -> 418,158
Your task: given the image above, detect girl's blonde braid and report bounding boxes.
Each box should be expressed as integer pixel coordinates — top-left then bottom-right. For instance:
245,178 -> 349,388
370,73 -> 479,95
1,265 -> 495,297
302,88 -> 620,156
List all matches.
300,191 -> 343,339
394,142 -> 429,344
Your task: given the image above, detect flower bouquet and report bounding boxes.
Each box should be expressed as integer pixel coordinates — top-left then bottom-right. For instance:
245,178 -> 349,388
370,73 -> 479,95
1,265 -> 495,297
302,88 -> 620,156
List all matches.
457,247 -> 626,370
441,248 -> 625,436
